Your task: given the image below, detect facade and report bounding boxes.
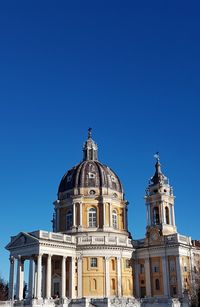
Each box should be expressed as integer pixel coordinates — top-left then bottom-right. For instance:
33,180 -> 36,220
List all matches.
2,130 -> 200,307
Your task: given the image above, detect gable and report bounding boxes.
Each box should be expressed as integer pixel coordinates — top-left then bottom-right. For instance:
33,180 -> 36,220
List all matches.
6,232 -> 39,250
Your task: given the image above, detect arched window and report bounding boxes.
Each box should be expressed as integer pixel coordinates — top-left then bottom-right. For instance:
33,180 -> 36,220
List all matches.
88,207 -> 97,227
93,279 -> 97,290
111,278 -> 115,290
111,259 -> 115,271
66,210 -> 72,230
153,207 -> 159,225
155,279 -> 160,290
165,207 -> 170,224
112,210 -> 117,229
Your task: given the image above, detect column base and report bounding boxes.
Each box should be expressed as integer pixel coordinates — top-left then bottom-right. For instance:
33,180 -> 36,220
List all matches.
71,226 -> 77,232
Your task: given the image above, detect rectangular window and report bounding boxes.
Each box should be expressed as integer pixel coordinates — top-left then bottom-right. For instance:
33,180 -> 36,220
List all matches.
54,282 -> 59,295
140,264 -> 145,273
184,266 -> 187,272
153,264 -> 159,273
90,258 -> 97,268
173,287 -> 177,295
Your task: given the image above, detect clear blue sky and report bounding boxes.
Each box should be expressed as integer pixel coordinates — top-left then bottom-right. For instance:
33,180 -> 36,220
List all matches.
0,1 -> 200,281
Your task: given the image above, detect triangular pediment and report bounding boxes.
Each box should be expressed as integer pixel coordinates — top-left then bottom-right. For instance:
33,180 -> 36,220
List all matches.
6,232 -> 39,250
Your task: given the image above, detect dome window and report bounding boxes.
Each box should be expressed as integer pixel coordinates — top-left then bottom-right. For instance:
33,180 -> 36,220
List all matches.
113,193 -> 118,198
66,210 -> 72,230
67,175 -> 72,182
111,176 -> 116,182
88,172 -> 96,179
89,190 -> 96,195
88,207 -> 97,228
112,210 -> 118,229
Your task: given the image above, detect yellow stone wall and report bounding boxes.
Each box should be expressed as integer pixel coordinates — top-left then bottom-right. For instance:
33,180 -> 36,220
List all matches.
109,257 -> 117,296
105,203 -> 110,226
181,256 -> 190,291
150,256 -> 164,296
167,256 -> 178,297
121,258 -> 134,296
82,256 -> 105,297
137,259 -> 146,297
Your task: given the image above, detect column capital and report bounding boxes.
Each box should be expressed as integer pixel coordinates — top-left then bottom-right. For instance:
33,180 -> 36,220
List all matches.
9,256 -> 15,263
78,255 -> 83,261
47,253 -> 53,258
105,256 -> 110,261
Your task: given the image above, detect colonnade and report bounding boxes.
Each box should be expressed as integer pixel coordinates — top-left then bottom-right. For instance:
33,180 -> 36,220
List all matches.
8,254 -> 76,301
9,254 -> 128,301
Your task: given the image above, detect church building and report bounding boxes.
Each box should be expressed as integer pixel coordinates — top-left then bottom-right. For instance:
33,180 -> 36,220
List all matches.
2,130 -> 200,307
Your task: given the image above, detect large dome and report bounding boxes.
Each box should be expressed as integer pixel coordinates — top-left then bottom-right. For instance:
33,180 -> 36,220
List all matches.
58,129 -> 123,199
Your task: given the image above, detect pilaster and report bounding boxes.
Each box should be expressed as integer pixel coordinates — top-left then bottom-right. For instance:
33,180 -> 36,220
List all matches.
77,256 -> 82,298
105,256 -> 110,297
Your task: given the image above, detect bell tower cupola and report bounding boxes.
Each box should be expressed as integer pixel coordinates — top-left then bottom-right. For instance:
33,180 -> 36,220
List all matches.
145,153 -> 177,237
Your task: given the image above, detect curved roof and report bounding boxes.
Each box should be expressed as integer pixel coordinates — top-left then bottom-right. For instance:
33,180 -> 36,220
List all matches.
58,160 -> 123,194
58,129 -> 123,197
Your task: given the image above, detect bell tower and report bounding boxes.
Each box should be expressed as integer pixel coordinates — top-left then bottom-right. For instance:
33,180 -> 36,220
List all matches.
145,154 -> 177,239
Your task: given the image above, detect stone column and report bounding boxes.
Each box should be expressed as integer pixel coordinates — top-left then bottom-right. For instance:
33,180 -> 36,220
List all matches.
162,256 -> 169,296
36,254 -> 42,299
105,257 -> 110,297
123,208 -> 126,229
134,260 -> 140,298
176,255 -> 183,297
61,256 -> 66,298
117,257 -> 122,296
69,257 -> 76,298
28,258 -> 34,299
103,203 -> 106,227
144,257 -> 151,297
16,256 -> 24,300
109,204 -> 112,227
172,205 -> 175,226
160,202 -> 164,223
73,203 -> 76,227
79,202 -> 83,227
8,256 -> 15,300
46,254 -> 52,299
34,260 -> 37,298
77,256 -> 82,298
